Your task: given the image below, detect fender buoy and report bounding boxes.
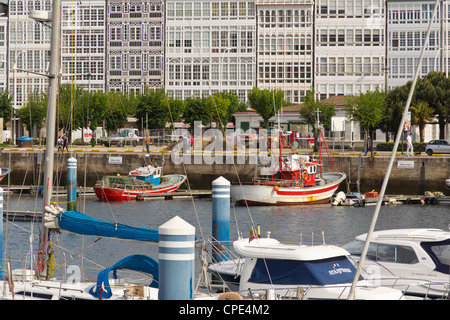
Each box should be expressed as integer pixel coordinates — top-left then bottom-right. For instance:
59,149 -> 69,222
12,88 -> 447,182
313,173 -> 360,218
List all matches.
302,170 -> 308,181
218,292 -> 243,300
273,186 -> 279,192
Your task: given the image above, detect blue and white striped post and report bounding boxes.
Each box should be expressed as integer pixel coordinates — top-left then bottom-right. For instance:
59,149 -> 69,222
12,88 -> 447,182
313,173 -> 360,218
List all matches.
0,188 -> 3,279
67,157 -> 77,211
158,216 -> 195,300
212,176 -> 230,262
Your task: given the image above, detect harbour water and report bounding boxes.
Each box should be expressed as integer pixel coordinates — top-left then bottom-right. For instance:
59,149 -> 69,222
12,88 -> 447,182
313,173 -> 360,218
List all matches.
3,195 -> 449,282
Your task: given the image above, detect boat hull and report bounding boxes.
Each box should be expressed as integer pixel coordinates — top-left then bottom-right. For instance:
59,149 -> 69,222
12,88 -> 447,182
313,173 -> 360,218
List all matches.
93,174 -> 187,201
231,172 -> 346,206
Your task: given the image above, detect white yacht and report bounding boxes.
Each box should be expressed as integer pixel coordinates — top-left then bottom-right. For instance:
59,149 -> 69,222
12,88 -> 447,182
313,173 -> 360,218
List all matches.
209,235 -> 404,300
343,228 -> 450,299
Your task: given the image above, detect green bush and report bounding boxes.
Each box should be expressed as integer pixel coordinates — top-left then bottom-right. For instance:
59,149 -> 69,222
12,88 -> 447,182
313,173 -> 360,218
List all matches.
376,142 -> 426,152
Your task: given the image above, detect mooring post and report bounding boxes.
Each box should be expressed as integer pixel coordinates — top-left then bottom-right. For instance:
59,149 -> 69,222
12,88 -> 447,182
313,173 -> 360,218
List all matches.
67,157 -> 77,210
212,176 -> 230,262
158,216 -> 195,300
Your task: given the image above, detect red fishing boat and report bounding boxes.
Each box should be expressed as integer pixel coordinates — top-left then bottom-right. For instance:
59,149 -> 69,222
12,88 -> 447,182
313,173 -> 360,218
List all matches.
230,128 -> 346,206
93,173 -> 187,201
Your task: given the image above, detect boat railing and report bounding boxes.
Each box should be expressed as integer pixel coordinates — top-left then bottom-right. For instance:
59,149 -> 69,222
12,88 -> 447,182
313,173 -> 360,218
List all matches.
251,177 -> 302,188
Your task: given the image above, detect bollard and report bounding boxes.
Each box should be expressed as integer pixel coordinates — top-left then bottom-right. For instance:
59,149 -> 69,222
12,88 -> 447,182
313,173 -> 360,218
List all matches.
67,157 -> 77,211
212,176 -> 230,262
158,216 -> 195,300
0,188 -> 2,279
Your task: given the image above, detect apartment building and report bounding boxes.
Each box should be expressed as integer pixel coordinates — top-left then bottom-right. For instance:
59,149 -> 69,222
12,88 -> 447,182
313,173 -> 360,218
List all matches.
0,12 -> 7,93
386,0 -> 444,89
106,0 -> 165,93
61,0 -> 106,91
164,0 -> 256,102
315,0 -> 386,99
256,0 -> 313,104
8,0 -> 51,109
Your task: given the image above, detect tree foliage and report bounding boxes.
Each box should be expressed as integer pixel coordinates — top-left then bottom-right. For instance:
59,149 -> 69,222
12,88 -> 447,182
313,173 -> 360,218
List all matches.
345,88 -> 386,134
300,90 -> 336,131
17,91 -> 47,133
0,91 -> 12,129
135,88 -> 168,129
247,87 -> 286,129
183,97 -> 211,128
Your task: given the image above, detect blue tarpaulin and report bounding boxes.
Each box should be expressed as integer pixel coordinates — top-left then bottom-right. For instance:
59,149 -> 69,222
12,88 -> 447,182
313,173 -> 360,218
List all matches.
89,255 -> 159,299
249,256 -> 362,285
56,210 -> 159,242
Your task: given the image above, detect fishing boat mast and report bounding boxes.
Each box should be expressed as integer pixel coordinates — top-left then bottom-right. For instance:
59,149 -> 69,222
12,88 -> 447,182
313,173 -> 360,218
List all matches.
34,0 -> 62,279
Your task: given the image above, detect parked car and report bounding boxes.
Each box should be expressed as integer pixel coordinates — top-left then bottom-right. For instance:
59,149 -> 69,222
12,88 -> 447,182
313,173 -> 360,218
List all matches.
425,139 -> 450,156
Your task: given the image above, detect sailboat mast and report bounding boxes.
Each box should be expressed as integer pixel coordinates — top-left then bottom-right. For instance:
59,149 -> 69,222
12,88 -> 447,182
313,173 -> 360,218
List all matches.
347,0 -> 440,300
37,0 -> 62,279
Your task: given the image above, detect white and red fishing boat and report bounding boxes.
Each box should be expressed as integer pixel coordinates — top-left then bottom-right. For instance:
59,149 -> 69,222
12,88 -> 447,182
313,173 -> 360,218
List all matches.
0,168 -> 10,182
230,128 -> 346,206
93,170 -> 187,201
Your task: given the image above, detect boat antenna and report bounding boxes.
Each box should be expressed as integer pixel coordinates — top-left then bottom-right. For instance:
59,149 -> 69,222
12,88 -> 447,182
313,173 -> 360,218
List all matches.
347,0 -> 440,300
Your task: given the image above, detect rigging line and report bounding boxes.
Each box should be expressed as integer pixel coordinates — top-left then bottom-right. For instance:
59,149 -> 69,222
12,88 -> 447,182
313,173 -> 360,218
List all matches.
164,96 -> 204,239
3,153 -> 34,251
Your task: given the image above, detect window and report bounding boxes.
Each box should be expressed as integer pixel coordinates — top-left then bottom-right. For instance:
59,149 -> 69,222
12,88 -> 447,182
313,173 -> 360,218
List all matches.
344,240 -> 419,264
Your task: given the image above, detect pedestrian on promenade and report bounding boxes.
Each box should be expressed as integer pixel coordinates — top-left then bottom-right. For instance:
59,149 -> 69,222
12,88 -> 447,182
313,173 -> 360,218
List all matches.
145,134 -> 151,153
364,135 -> 373,156
63,134 -> 69,151
406,133 -> 414,157
57,136 -> 63,151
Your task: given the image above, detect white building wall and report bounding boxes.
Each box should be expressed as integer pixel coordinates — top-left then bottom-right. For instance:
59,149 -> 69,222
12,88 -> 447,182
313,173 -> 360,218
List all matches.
61,0 -> 106,92
315,0 -> 386,99
8,0 -> 51,109
256,0 -> 314,104
387,0 -> 443,89
106,0 -> 165,93
0,16 -> 7,93
165,0 -> 256,102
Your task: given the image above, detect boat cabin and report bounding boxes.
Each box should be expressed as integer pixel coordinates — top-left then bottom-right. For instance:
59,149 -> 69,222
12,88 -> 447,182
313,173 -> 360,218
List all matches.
279,154 -> 318,187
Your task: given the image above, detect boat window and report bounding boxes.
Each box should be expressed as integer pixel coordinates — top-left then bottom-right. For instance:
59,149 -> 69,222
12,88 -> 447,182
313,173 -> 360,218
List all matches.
343,240 -> 418,264
421,239 -> 450,274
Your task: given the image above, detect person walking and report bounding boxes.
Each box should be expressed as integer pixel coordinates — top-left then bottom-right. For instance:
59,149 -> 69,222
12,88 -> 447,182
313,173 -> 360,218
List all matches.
406,133 -> 414,157
364,135 -> 373,156
145,134 -> 151,153
63,134 -> 69,151
57,136 -> 63,151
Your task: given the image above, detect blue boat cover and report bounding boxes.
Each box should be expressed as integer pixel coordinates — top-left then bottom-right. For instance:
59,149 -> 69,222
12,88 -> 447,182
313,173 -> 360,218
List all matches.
249,256 -> 362,285
89,254 -> 159,299
57,210 -> 159,242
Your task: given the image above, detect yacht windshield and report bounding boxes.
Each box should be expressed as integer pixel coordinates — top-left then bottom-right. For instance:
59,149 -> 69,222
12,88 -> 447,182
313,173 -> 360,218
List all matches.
343,240 -> 419,263
421,239 -> 450,275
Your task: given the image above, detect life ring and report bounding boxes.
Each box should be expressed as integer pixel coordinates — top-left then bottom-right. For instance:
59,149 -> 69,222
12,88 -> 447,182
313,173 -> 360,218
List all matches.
218,292 -> 243,300
301,170 -> 308,181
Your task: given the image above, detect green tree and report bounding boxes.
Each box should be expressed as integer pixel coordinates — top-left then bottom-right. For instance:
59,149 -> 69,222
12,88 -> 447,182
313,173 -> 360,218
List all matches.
415,71 -> 450,139
384,84 -> 410,141
17,91 -> 47,134
103,91 -> 136,132
299,90 -> 336,150
182,97 -> 211,128
410,100 -> 434,142
345,88 -> 386,143
0,91 -> 13,129
135,88 -> 168,129
247,87 -> 286,129
163,97 -> 186,130
205,93 -> 231,134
